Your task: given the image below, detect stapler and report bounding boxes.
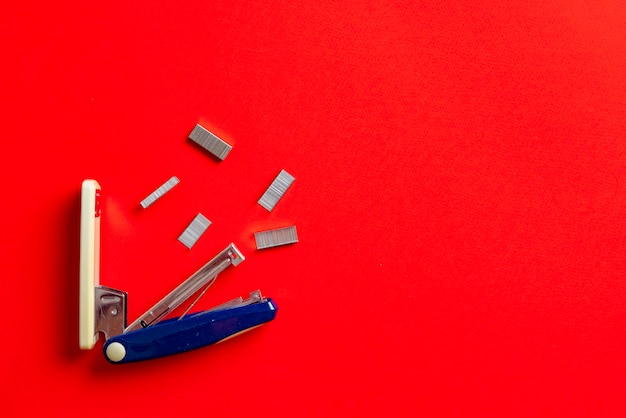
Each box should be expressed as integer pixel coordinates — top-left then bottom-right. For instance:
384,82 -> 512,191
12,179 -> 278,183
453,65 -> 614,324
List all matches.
79,180 -> 277,364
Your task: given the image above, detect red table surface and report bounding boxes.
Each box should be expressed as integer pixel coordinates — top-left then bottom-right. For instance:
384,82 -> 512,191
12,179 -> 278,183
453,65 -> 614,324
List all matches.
2,1 -> 626,417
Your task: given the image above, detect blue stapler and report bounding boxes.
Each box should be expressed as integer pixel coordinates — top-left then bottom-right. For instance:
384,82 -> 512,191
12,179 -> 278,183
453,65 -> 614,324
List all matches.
79,180 -> 277,364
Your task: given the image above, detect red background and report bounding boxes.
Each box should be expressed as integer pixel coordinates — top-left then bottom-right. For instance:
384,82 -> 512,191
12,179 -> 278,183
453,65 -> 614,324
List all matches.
2,1 -> 626,417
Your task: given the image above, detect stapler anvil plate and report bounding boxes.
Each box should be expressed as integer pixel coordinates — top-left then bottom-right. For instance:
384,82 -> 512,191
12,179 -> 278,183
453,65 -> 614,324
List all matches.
79,180 -> 278,364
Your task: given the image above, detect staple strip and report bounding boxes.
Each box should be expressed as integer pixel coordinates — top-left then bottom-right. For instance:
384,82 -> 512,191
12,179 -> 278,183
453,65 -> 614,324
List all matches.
140,176 -> 180,208
188,124 -> 232,160
255,226 -> 298,250
178,213 -> 212,249
257,169 -> 295,211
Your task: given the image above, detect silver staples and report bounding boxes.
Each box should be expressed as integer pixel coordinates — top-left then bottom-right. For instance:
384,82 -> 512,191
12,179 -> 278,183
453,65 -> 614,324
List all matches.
140,176 -> 180,208
178,213 -> 212,249
188,124 -> 232,160
257,169 -> 295,211
254,225 -> 298,250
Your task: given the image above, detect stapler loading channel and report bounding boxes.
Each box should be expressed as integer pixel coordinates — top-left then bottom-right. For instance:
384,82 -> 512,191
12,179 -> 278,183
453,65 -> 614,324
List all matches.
79,180 -> 278,364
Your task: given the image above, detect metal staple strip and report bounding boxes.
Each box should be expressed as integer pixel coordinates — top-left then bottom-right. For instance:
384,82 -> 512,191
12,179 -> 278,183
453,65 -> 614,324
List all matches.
178,213 -> 212,249
140,176 -> 180,208
257,169 -> 295,211
254,225 -> 298,250
188,124 -> 232,160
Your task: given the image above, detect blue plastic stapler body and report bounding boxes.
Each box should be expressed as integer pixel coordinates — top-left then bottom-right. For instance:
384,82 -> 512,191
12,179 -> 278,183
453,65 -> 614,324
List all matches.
103,296 -> 278,364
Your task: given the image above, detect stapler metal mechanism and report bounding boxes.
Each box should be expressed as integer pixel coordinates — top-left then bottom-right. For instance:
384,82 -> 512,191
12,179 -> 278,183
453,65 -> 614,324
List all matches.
79,180 -> 278,364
